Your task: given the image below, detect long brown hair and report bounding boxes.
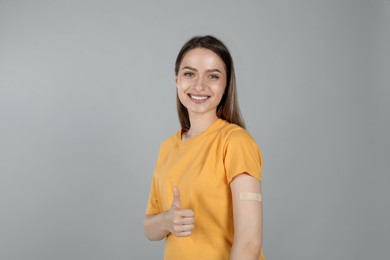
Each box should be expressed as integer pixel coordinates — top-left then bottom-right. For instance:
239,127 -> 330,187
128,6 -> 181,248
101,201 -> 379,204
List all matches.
174,35 -> 246,129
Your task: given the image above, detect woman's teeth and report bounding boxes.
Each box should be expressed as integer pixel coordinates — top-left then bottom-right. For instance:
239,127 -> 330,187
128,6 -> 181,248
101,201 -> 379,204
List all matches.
190,95 -> 208,100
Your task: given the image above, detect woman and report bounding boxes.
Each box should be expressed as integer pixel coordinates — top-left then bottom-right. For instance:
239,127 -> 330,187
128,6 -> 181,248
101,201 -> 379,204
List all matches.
144,35 -> 265,260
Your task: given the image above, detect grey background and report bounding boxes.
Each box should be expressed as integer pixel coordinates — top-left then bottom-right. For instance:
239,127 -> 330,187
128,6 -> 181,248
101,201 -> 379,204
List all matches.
0,0 -> 389,259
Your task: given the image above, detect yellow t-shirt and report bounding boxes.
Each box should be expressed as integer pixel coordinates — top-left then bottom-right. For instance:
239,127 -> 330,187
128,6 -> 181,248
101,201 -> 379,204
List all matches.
145,119 -> 265,260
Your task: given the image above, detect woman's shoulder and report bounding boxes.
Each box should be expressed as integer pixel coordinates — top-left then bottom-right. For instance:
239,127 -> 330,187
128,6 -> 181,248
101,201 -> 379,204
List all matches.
168,129 -> 181,141
218,119 -> 254,141
159,129 -> 181,147
218,121 -> 261,159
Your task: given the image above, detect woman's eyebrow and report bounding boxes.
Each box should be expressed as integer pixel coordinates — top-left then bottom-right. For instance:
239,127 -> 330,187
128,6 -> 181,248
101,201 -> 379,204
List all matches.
207,69 -> 223,74
181,66 -> 197,71
182,66 -> 223,74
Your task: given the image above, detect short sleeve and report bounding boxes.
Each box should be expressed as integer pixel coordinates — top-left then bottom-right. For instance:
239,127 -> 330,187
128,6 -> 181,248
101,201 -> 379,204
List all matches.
145,174 -> 161,215
224,128 -> 262,184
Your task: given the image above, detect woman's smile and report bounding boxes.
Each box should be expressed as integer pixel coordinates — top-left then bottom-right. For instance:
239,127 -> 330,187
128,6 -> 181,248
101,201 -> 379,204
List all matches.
176,48 -> 226,117
188,94 -> 210,102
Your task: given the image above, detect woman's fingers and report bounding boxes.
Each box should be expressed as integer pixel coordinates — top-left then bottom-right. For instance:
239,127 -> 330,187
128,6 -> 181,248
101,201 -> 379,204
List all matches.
168,187 -> 195,237
171,210 -> 195,237
173,209 -> 194,222
173,224 -> 195,237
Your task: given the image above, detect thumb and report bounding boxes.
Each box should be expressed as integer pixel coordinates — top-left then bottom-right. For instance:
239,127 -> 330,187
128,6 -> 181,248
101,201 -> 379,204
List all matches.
172,186 -> 181,209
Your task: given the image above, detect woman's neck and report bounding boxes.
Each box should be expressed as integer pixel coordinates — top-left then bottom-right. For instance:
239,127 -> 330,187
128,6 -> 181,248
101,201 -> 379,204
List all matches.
183,113 -> 219,141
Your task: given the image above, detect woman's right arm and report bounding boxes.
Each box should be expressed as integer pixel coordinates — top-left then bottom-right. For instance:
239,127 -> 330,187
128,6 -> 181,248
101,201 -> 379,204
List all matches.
143,187 -> 195,241
143,213 -> 170,241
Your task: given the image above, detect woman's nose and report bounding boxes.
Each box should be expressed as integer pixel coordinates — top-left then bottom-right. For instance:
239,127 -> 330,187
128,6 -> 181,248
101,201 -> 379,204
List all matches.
194,77 -> 206,90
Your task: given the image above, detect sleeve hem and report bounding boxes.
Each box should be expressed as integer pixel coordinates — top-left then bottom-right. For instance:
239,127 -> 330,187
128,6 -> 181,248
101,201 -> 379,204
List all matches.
227,168 -> 262,184
145,208 -> 161,215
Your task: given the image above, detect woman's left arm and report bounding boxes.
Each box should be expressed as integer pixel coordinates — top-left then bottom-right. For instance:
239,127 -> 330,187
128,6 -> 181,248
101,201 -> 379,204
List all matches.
230,173 -> 263,260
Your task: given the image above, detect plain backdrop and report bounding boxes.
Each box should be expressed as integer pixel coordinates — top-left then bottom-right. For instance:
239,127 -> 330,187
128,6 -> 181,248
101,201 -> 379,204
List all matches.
0,0 -> 389,259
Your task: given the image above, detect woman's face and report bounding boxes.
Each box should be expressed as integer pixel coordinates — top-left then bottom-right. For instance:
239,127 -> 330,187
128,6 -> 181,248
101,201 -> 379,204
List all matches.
176,48 -> 227,119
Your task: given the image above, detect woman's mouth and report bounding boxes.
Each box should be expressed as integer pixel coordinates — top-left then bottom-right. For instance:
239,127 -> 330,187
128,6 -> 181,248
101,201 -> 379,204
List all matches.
189,94 -> 209,101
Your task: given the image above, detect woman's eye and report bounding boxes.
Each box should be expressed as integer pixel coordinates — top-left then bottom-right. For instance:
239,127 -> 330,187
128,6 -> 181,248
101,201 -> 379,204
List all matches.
184,72 -> 195,77
209,74 -> 219,79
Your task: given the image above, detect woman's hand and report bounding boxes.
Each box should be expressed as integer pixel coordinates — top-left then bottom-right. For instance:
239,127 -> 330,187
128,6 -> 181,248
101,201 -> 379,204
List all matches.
164,186 -> 195,237
144,186 -> 194,240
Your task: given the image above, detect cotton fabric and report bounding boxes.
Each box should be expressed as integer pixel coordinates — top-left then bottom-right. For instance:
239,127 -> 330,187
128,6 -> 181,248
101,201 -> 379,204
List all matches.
145,119 -> 265,259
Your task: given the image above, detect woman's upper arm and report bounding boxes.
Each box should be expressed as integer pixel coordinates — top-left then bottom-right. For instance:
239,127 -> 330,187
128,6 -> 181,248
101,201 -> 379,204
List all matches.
230,173 -> 263,244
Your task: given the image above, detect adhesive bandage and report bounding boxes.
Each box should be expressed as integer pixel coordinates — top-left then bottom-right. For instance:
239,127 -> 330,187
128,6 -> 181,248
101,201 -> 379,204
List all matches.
239,192 -> 262,202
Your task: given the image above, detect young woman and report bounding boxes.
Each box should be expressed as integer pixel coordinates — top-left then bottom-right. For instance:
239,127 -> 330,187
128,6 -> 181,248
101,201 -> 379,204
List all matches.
144,35 -> 265,260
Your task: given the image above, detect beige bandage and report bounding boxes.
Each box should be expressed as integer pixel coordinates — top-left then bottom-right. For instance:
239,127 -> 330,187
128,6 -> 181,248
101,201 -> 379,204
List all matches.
240,192 -> 262,202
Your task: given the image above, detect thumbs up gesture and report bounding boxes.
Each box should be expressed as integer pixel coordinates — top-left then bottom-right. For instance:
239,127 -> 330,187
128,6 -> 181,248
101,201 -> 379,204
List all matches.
165,186 -> 195,237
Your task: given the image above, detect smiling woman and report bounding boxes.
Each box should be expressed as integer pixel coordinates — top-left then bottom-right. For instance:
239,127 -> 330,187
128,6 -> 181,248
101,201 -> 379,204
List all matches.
143,35 -> 265,260
176,48 -> 227,140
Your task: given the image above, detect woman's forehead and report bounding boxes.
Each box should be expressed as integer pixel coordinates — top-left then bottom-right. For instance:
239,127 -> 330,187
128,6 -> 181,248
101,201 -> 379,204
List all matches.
180,48 -> 226,71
